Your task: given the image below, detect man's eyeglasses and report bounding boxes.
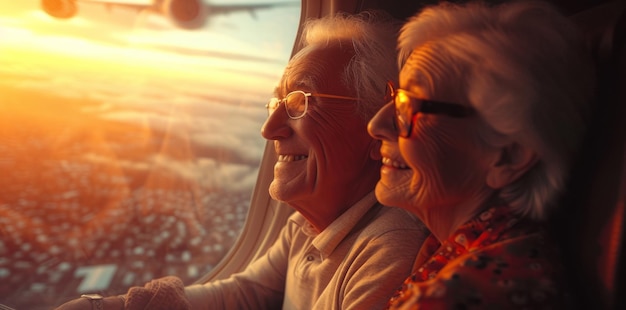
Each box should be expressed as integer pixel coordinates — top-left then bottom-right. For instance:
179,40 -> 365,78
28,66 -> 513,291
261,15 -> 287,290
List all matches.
266,90 -> 358,119
386,81 -> 475,138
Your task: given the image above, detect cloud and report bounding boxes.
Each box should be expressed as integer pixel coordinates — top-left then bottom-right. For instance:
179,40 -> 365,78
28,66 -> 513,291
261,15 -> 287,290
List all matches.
83,151 -> 260,194
0,0 -> 293,207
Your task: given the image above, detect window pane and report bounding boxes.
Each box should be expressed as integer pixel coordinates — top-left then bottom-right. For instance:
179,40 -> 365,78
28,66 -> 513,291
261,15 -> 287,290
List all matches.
0,1 -> 300,309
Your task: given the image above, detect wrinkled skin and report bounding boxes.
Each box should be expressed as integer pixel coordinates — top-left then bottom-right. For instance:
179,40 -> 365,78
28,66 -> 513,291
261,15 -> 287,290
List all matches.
261,42 -> 382,232
368,51 -> 499,240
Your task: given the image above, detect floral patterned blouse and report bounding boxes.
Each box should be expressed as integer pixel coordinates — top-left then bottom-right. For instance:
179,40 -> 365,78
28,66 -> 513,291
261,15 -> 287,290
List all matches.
387,205 -> 571,309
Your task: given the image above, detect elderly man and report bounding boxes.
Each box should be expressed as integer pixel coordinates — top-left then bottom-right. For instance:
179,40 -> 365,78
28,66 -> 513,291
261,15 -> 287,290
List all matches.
55,12 -> 426,310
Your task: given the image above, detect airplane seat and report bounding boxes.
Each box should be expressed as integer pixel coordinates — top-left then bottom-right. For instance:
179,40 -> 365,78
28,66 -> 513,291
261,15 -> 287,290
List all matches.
549,1 -> 626,309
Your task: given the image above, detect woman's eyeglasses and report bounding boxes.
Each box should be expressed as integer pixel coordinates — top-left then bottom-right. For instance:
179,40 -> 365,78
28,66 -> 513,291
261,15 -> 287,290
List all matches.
266,91 -> 358,119
386,81 -> 475,138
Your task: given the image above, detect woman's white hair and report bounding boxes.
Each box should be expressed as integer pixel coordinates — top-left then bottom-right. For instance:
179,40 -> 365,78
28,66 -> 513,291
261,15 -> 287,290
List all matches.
398,1 -> 595,220
300,11 -> 401,120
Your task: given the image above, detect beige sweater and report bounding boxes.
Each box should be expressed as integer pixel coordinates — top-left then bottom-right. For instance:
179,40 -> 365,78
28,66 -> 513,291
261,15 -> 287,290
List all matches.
183,192 -> 427,310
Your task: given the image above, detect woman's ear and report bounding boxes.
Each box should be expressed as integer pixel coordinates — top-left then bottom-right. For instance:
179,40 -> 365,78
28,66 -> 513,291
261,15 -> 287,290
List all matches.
369,139 -> 382,161
486,142 -> 538,189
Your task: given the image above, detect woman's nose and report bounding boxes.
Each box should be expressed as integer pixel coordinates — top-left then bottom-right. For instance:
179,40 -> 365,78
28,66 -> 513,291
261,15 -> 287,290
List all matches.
368,102 -> 398,142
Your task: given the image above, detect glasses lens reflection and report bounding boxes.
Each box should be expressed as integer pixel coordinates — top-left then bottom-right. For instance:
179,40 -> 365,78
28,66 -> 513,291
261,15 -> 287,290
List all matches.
285,91 -> 307,118
266,91 -> 309,119
395,91 -> 414,138
267,98 -> 280,116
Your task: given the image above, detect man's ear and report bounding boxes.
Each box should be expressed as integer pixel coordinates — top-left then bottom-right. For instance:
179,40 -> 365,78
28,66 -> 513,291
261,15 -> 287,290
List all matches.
486,142 -> 538,189
369,139 -> 382,161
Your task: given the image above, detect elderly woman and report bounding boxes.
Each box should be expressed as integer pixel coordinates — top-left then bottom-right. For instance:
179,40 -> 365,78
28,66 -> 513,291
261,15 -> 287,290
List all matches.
368,1 -> 595,309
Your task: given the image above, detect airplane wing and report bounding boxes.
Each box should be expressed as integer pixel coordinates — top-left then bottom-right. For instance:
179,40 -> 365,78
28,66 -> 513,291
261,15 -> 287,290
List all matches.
208,2 -> 299,17
78,0 -> 152,7
77,0 -> 152,10
74,0 -> 299,13
42,0 -> 300,29
41,0 -> 152,19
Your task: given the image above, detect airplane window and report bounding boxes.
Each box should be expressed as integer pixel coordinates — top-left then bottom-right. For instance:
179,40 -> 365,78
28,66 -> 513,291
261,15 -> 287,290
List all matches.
0,1 -> 300,308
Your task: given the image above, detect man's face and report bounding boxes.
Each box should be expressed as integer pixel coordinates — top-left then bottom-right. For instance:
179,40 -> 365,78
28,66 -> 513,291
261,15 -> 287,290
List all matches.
261,43 -> 380,228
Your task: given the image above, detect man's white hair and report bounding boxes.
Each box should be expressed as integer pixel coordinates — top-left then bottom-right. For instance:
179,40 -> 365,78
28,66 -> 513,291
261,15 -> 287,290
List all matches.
300,11 -> 401,120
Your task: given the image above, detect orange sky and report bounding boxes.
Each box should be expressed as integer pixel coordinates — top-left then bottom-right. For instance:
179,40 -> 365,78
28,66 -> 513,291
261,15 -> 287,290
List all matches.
0,1 -> 298,96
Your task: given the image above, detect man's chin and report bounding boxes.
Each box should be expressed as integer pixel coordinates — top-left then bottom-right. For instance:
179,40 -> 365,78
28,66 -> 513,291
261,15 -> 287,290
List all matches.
268,184 -> 284,202
268,181 -> 298,203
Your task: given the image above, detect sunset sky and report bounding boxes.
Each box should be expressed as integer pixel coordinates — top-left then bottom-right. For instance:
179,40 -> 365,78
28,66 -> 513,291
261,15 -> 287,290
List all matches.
0,4 -> 301,308
0,0 -> 300,95
0,0 -> 301,193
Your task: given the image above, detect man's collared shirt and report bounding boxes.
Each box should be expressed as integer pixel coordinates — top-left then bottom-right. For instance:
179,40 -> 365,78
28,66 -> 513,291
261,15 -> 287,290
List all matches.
186,191 -> 427,310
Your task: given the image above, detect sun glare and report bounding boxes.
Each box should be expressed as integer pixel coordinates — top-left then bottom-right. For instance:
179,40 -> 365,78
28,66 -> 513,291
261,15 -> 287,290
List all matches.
0,7 -> 284,95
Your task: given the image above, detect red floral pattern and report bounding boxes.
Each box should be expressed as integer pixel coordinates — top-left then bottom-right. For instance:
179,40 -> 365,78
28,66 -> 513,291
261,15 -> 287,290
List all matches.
387,206 -> 570,309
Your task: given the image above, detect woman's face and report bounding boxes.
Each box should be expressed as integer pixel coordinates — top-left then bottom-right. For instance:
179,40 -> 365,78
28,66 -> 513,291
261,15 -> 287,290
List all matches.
368,59 -> 497,220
